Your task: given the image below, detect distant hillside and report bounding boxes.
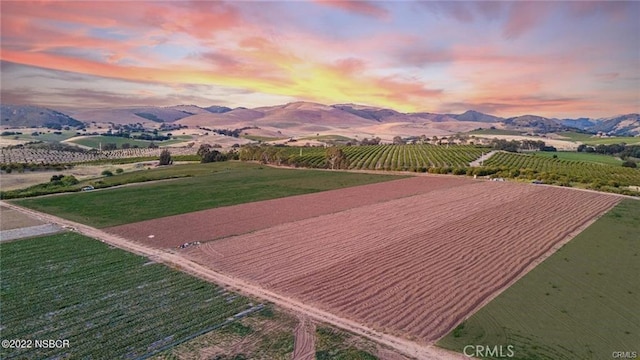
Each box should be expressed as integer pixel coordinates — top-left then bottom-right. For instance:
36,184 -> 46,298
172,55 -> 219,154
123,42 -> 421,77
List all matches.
590,114 -> 640,136
3,102 -> 638,137
503,115 -> 572,133
448,110 -> 503,123
204,105 -> 233,114
1,105 -> 84,128
331,104 -> 400,122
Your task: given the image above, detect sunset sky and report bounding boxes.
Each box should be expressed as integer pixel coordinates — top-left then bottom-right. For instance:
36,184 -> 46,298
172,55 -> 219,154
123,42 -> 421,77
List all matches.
1,0 -> 638,118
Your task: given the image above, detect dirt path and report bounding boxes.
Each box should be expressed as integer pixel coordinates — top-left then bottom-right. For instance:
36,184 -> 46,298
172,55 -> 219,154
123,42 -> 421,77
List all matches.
0,200 -> 467,360
468,150 -> 499,167
292,316 -> 315,360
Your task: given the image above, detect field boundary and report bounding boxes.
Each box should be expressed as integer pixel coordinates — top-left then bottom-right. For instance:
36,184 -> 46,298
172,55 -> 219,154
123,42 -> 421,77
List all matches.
0,200 -> 466,360
433,197 -> 620,342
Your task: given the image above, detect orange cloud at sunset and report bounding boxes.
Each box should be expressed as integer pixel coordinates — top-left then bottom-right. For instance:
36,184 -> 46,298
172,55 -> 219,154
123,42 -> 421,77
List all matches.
1,1 -> 638,118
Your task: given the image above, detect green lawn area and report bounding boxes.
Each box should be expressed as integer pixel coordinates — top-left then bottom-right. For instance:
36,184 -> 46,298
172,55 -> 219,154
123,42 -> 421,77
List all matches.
0,232 -> 256,359
69,135 -> 187,149
437,199 -> 640,360
14,161 -> 403,227
557,132 -> 640,145
536,151 -> 623,166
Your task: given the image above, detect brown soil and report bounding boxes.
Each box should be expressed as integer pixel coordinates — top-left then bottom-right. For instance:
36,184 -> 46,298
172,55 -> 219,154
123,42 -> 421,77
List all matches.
184,182 -> 620,343
0,205 -> 46,230
105,176 -> 474,248
0,200 -> 466,359
292,316 -> 315,360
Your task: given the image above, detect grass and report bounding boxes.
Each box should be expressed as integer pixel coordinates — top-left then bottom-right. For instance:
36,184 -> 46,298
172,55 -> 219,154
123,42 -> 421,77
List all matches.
535,151 -> 623,166
14,161 -> 404,227
69,135 -> 186,149
467,128 -> 525,136
557,131 -> 640,145
0,232 -> 256,360
241,135 -> 287,142
300,135 -> 356,141
153,305 -> 298,360
2,130 -> 79,142
315,326 -> 378,360
437,199 -> 640,360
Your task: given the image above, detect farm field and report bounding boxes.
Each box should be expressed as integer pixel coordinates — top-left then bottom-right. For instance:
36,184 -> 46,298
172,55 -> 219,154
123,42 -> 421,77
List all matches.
13,161 -> 404,227
242,144 -> 487,170
0,232 -> 261,360
535,150 -> 623,165
1,130 -> 79,142
438,199 -> 640,359
557,131 -> 640,145
467,128 -> 525,136
105,175 -> 472,248
183,181 -> 620,344
483,152 -> 640,187
0,147 -> 197,165
152,305 -> 298,360
68,135 -> 188,149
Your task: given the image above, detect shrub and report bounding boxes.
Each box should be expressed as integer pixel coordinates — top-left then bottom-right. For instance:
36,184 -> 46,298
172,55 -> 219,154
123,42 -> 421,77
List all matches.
115,168 -> 124,174
622,160 -> 637,168
158,149 -> 172,165
101,170 -> 114,177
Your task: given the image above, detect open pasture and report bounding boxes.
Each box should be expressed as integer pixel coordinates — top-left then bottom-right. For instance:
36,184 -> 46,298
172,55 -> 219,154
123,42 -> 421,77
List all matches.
438,199 -> 640,359
183,182 -> 620,344
0,232 -> 259,359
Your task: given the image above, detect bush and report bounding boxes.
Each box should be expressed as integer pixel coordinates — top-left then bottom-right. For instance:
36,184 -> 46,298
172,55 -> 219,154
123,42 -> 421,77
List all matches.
115,168 -> 124,174
101,170 -> 114,177
622,160 -> 637,168
158,149 -> 172,165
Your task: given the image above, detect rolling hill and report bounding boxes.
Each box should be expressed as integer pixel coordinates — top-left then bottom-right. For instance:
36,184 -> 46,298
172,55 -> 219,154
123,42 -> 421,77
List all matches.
2,102 -> 638,138
1,105 -> 84,128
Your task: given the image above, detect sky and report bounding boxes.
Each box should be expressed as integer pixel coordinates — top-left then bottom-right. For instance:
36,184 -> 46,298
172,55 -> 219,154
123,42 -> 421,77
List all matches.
1,0 -> 639,118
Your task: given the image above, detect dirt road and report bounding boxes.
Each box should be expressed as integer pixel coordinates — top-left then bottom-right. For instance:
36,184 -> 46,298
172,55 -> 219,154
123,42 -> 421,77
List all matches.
0,200 -> 467,360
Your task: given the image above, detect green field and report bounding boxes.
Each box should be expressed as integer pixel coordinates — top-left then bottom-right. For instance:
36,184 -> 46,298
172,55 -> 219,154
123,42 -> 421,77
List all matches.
557,132 -> 640,145
438,199 -> 640,359
14,161 -> 403,227
1,130 -> 79,142
0,232 -> 258,359
241,135 -> 287,142
242,144 -> 487,170
69,135 -> 186,149
483,152 -> 640,189
467,128 -> 525,136
535,151 -> 623,166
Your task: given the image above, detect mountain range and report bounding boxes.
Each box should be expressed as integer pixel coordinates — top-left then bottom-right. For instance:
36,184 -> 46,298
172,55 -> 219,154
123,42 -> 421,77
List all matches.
1,102 -> 639,137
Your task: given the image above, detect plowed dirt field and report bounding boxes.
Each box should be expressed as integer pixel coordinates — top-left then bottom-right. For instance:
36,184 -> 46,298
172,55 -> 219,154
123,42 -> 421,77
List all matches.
105,176 -> 472,248
183,181 -> 619,343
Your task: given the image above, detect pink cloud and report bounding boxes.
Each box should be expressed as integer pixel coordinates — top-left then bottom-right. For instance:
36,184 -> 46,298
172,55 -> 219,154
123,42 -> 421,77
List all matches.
314,0 -> 389,19
503,2 -> 552,39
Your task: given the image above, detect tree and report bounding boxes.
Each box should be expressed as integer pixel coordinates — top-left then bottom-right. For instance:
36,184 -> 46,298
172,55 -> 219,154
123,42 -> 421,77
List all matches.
101,170 -> 113,177
392,136 -> 405,145
148,142 -> 158,149
326,147 -> 349,170
159,149 -> 173,165
103,143 -> 117,151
